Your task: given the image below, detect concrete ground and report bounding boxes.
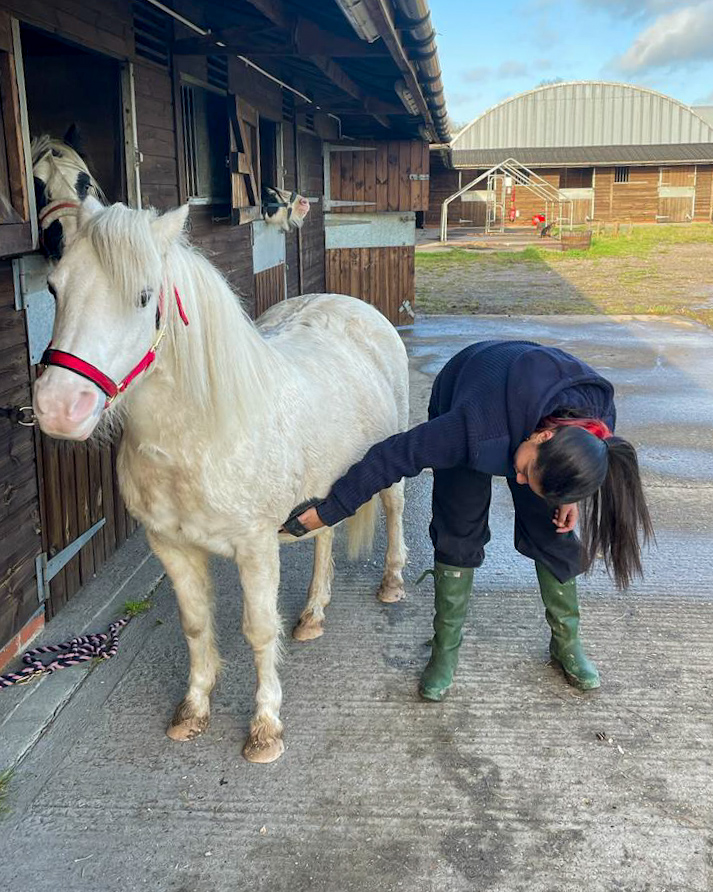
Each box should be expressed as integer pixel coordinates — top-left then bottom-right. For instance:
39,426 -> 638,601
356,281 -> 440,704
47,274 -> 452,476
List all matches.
1,314 -> 712,892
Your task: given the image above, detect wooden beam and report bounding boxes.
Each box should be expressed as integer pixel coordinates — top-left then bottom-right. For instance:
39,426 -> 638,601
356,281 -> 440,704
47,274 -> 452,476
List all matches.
316,102 -> 410,116
242,0 -> 293,31
174,17 -> 388,57
310,56 -> 391,128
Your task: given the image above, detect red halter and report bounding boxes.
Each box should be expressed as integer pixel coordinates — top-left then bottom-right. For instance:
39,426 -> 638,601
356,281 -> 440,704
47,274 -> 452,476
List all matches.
41,286 -> 189,408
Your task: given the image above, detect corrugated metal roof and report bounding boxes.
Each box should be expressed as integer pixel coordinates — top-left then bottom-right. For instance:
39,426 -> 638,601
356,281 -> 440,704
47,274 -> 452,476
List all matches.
451,143 -> 713,168
452,82 -> 713,151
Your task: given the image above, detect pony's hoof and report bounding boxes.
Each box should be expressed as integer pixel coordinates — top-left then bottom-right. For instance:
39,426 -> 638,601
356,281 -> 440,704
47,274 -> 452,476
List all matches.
377,583 -> 405,603
166,700 -> 209,741
166,714 -> 209,741
243,735 -> 285,763
292,617 -> 324,641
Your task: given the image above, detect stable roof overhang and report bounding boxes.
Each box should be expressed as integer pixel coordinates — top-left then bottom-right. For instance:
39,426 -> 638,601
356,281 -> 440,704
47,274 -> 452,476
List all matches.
450,143 -> 713,169
168,0 -> 450,142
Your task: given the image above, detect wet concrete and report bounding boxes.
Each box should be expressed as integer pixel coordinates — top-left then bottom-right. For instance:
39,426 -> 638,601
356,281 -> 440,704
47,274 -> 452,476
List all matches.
1,314 -> 712,892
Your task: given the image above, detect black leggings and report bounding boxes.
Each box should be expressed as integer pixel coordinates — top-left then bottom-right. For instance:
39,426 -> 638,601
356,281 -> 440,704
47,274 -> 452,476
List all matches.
429,466 -> 582,583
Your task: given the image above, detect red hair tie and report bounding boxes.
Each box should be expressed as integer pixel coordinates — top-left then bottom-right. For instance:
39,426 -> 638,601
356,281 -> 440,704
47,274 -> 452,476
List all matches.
540,416 -> 612,440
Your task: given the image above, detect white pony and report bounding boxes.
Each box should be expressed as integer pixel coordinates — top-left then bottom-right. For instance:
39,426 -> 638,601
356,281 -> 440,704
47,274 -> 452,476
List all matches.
33,198 -> 409,763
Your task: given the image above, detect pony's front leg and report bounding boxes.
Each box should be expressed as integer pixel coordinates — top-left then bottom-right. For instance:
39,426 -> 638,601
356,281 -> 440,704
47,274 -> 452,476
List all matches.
147,534 -> 220,741
237,535 -> 285,763
378,480 -> 407,603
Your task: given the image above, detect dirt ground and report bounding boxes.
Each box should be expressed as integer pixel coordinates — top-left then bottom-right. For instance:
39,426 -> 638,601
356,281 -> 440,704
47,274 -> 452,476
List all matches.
416,236 -> 713,327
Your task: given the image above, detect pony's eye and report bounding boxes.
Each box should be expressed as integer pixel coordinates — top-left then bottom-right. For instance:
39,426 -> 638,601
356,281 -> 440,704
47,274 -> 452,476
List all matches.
139,289 -> 152,308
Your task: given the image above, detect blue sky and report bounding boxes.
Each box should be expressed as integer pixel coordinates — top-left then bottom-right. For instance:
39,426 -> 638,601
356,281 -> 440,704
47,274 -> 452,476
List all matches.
431,0 -> 713,130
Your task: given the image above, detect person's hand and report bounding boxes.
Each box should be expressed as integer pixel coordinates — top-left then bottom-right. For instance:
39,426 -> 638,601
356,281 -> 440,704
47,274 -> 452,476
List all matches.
281,506 -> 325,535
553,502 -> 578,533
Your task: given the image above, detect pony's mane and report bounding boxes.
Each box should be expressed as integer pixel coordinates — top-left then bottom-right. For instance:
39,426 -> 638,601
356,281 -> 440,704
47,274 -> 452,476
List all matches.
82,203 -> 281,431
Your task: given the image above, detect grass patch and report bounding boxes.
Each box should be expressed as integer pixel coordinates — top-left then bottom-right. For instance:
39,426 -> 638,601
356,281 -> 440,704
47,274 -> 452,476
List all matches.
0,768 -> 13,816
122,598 -> 152,618
415,225 -> 713,327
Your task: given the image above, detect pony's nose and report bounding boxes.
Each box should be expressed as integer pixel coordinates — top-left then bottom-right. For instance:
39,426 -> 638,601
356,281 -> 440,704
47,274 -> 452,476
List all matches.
298,197 -> 309,208
34,377 -> 101,434
67,388 -> 101,423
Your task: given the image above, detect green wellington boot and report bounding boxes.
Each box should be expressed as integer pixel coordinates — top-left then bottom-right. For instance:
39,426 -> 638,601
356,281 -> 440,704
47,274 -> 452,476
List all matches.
536,563 -> 600,691
418,562 -> 474,702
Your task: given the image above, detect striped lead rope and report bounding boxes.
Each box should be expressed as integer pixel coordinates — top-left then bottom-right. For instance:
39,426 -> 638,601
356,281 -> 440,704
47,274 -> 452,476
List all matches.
0,617 -> 131,689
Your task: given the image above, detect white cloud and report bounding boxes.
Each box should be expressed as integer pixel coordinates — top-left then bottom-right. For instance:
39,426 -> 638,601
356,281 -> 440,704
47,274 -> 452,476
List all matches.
581,0 -> 691,16
616,2 -> 713,72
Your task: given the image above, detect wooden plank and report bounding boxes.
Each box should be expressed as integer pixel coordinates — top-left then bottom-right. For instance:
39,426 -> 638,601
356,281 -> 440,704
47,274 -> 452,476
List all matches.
375,143 -> 388,213
353,149 -> 365,214
99,445 -> 116,557
59,442 -> 80,604
399,141 -> 412,211
364,144 -> 376,215
339,149 -> 353,214
112,444 -> 127,547
41,436 -> 66,613
387,141 -> 400,212
410,141 -> 422,211
73,444 -> 95,583
87,444 -> 105,569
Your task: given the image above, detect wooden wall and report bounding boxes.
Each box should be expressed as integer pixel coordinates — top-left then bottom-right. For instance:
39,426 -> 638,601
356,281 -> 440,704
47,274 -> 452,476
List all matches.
326,247 -> 414,326
426,162 -> 463,226
330,140 -> 429,213
694,166 -> 713,222
283,123 -> 300,298
0,261 -> 42,648
298,131 -> 325,294
255,263 -> 285,318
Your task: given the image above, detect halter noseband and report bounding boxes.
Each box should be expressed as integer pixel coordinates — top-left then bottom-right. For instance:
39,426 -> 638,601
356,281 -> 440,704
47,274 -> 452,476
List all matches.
41,286 -> 189,409
37,199 -> 82,228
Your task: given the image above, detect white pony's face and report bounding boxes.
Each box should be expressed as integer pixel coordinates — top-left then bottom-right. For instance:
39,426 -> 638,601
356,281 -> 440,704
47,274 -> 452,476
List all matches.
33,199 -> 189,441
261,185 -> 310,233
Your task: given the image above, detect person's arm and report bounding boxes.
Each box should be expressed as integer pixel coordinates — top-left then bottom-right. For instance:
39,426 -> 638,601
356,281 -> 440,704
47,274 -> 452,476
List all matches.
315,408 -> 471,526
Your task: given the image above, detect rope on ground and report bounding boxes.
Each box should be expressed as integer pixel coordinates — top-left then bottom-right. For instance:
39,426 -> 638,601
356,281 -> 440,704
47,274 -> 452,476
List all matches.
0,616 -> 131,689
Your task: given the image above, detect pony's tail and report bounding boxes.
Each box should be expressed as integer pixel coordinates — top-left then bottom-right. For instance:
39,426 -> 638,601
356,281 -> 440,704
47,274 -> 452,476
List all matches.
345,496 -> 379,560
579,436 -> 655,590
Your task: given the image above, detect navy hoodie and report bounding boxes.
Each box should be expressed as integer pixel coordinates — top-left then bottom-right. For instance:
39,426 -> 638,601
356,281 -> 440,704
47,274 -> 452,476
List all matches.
318,340 -> 616,526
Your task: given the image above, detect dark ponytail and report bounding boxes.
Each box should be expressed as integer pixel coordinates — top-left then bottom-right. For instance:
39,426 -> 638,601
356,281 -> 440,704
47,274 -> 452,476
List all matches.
579,436 -> 654,590
536,421 -> 654,590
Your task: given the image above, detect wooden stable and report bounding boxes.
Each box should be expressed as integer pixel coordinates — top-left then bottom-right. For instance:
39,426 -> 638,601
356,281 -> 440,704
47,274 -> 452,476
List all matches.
0,0 -> 444,660
429,158 -> 713,228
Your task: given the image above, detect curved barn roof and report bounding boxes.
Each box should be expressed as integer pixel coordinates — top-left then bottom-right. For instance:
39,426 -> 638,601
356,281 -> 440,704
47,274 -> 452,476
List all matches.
452,81 -> 713,151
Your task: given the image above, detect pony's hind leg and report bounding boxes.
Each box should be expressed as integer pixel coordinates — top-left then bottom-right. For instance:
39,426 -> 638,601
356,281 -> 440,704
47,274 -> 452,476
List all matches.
377,480 -> 407,603
293,527 -> 335,641
237,535 -> 285,763
148,534 -> 220,742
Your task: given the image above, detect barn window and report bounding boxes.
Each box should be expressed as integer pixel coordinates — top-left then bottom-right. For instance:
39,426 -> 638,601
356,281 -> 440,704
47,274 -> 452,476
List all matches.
614,166 -> 630,184
180,83 -> 230,205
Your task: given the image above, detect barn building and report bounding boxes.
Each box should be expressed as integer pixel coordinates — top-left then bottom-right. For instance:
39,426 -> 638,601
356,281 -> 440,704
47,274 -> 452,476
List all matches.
0,0 -> 449,664
429,81 -> 713,229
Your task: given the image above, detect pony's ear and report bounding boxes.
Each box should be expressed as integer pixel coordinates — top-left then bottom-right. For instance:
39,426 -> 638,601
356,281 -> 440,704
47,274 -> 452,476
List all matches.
78,195 -> 103,227
151,204 -> 189,248
63,123 -> 83,156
